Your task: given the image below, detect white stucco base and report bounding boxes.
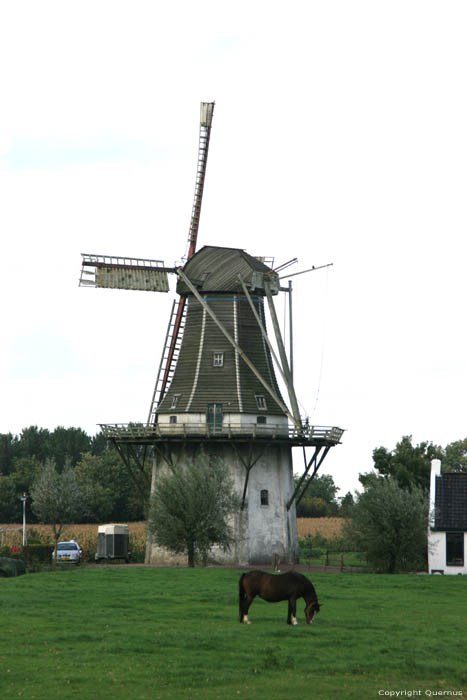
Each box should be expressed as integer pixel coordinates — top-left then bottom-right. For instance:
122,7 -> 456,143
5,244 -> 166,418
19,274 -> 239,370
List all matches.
145,441 -> 298,567
428,529 -> 467,575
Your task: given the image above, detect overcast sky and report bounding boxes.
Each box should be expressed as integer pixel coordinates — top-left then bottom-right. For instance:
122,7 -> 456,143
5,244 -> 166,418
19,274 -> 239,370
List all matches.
1,1 -> 466,497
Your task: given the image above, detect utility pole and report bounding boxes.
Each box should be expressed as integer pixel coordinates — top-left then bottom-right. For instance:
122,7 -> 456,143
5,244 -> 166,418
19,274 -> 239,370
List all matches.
20,493 -> 27,547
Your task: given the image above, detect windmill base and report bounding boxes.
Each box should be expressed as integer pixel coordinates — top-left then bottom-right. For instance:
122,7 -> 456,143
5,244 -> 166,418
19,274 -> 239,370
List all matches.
145,441 -> 299,567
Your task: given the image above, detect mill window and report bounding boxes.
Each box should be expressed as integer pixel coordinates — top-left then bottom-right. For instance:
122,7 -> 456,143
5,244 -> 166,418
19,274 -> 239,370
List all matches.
255,395 -> 267,410
169,416 -> 177,424
213,352 -> 224,367
260,489 -> 269,506
171,394 -> 181,409
446,532 -> 464,566
257,415 -> 267,425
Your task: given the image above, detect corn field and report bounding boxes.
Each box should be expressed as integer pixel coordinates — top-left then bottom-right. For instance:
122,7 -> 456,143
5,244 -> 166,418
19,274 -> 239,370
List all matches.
0,522 -> 147,562
297,517 -> 346,539
2,518 -> 346,563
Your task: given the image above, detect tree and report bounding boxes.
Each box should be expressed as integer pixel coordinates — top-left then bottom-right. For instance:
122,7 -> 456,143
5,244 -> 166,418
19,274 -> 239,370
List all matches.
0,474 -> 21,522
0,433 -> 19,476
442,438 -> 467,473
294,473 -> 340,517
339,491 -> 355,517
17,426 -> 51,463
48,427 -> 92,469
344,477 -> 428,573
296,496 -> 330,518
295,472 -> 339,502
74,450 -> 144,522
148,453 -> 239,567
363,435 -> 442,492
30,459 -> 91,559
90,431 -> 110,456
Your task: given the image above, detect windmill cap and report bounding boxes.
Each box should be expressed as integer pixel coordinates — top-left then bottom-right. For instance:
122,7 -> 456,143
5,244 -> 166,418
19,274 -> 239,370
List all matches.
176,245 -> 279,295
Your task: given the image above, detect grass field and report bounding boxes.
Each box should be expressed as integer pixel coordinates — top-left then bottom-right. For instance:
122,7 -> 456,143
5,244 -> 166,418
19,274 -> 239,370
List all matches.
1,567 -> 466,699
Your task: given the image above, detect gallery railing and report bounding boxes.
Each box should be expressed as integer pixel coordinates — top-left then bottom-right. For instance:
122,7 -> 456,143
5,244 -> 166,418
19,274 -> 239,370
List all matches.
99,422 -> 344,445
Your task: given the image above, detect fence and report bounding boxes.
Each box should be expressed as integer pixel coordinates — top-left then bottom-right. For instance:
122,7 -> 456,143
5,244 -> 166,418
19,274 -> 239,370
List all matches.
300,549 -> 367,572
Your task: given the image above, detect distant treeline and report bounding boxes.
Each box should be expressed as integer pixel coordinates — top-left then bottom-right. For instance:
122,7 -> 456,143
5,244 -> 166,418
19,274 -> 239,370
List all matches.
0,426 -> 145,524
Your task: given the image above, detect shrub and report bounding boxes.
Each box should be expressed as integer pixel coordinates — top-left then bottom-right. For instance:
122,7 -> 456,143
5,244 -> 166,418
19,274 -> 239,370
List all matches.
22,544 -> 54,564
149,454 -> 239,567
0,557 -> 26,577
0,545 -> 22,559
344,477 -> 428,573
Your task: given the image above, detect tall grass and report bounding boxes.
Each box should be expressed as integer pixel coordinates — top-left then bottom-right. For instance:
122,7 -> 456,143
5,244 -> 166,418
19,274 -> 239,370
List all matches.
1,568 -> 466,699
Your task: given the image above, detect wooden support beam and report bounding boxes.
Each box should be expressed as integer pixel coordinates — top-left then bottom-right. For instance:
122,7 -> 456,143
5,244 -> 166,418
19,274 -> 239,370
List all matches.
289,445 -> 332,510
263,280 -> 302,430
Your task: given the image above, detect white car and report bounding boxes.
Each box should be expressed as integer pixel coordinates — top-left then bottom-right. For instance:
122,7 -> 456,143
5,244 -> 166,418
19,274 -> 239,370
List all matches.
53,540 -> 82,564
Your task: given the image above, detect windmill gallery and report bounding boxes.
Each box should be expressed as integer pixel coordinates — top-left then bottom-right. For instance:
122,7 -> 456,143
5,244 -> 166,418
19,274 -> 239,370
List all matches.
79,103 -> 344,566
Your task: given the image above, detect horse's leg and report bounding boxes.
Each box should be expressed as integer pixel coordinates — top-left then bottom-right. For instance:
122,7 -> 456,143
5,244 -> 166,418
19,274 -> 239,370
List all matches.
287,597 -> 298,625
239,576 -> 254,624
241,594 -> 255,624
239,575 -> 253,624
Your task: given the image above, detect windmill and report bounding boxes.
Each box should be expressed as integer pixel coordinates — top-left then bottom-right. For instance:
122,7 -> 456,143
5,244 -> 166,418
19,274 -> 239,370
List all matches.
80,102 -> 343,565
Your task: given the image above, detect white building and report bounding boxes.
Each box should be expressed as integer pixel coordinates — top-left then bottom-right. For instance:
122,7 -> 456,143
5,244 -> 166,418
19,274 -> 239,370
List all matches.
428,459 -> 467,575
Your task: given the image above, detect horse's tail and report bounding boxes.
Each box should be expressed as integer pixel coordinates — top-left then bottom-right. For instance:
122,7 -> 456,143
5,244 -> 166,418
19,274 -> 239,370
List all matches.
239,573 -> 247,621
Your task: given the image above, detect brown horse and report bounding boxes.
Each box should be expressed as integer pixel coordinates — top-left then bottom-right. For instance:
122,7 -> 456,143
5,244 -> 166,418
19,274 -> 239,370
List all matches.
239,570 -> 320,625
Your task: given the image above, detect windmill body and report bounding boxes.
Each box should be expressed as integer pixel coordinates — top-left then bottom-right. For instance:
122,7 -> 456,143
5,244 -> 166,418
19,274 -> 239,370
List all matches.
80,103 -> 343,566
158,246 -> 284,423
151,244 -> 296,565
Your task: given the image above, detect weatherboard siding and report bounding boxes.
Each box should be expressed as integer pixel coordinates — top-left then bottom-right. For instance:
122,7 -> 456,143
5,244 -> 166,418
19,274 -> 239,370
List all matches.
158,294 -> 286,416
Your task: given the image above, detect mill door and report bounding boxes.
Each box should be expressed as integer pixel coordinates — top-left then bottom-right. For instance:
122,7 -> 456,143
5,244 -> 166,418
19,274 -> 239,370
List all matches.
207,403 -> 223,434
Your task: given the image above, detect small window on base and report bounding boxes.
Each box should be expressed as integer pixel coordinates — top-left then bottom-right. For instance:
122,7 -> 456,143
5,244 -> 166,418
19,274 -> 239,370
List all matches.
260,489 -> 269,506
169,416 -> 177,424
257,416 -> 267,425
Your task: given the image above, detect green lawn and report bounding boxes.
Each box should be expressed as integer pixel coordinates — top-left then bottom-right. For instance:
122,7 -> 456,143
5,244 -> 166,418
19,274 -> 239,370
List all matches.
1,567 -> 466,699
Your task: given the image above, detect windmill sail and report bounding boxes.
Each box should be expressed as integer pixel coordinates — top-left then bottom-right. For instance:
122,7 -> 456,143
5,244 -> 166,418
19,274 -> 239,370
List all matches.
149,102 -> 215,416
79,254 -> 171,292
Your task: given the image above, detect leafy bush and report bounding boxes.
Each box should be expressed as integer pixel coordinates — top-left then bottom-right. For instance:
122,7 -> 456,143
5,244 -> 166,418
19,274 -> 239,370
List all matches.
343,477 -> 428,573
0,557 -> 26,577
0,545 -> 21,559
298,533 -> 366,568
149,453 -> 239,567
299,532 -> 348,556
22,544 -> 54,563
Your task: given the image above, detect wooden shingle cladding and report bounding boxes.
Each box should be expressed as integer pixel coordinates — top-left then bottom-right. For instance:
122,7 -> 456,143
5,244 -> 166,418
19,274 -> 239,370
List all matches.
157,293 -> 286,416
